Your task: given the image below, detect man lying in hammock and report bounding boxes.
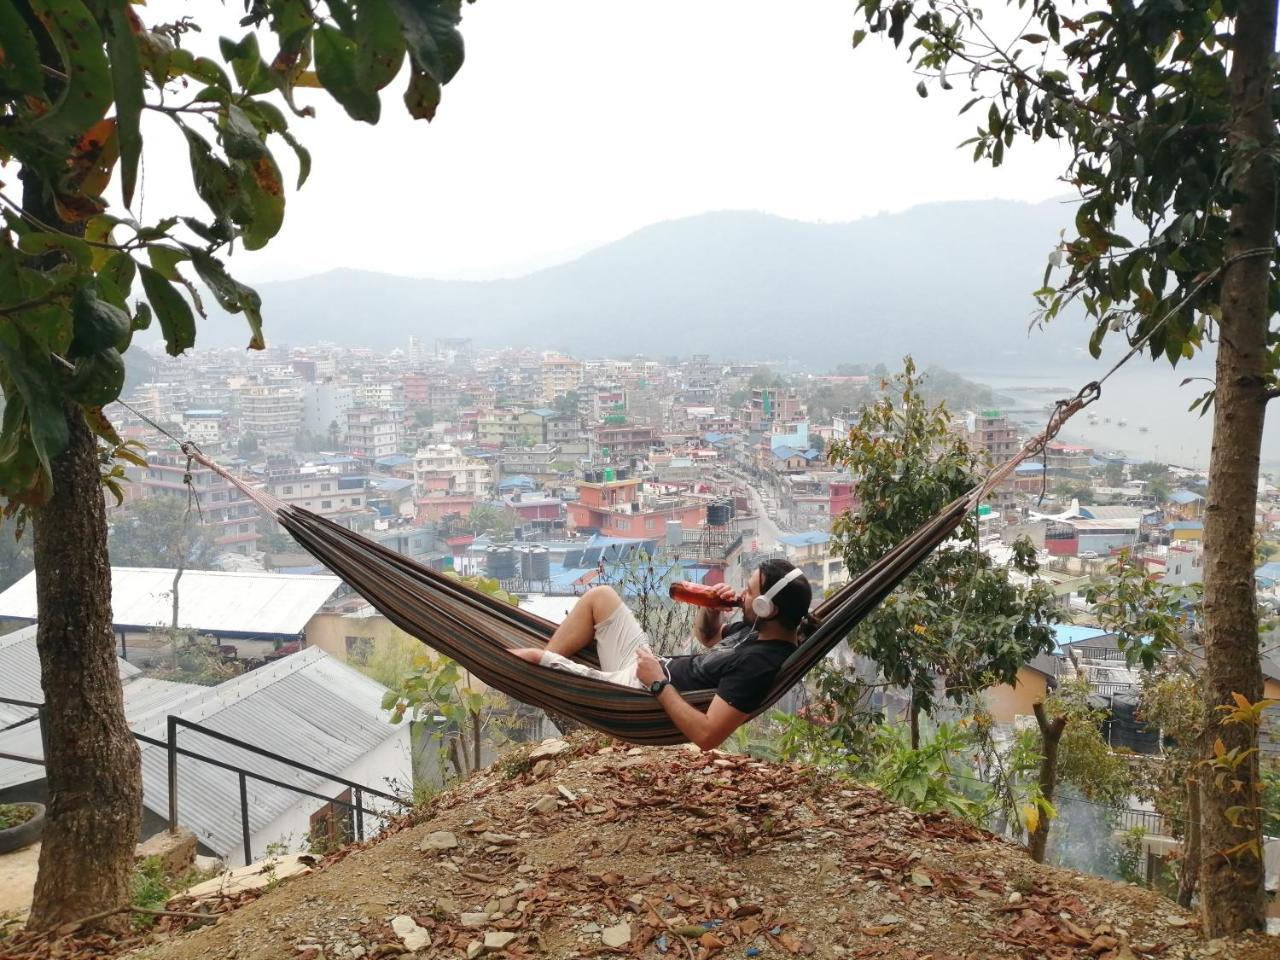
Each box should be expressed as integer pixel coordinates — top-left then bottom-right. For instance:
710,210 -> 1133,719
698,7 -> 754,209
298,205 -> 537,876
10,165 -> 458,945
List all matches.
513,559 -> 812,750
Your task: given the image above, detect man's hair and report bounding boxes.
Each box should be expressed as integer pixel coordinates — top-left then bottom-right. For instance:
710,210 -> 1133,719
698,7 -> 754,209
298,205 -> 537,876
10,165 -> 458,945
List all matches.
757,558 -> 813,630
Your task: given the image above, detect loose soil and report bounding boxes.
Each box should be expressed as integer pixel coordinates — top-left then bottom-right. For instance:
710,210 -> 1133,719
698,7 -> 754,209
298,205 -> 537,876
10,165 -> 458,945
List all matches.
6,737 -> 1277,960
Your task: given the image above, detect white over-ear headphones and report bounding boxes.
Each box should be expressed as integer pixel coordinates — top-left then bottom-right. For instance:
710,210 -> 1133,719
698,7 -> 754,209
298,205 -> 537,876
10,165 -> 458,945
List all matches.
752,567 -> 804,619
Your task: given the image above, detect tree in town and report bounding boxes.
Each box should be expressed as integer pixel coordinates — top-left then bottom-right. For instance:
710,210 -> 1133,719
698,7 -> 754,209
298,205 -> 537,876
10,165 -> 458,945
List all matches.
850,0 -> 1276,931
1104,461 -> 1126,489
107,495 -> 219,570
0,0 -> 471,929
383,576 -> 519,781
467,503 -> 516,540
1052,478 -> 1094,503
828,360 -> 1061,748
1023,678 -> 1134,863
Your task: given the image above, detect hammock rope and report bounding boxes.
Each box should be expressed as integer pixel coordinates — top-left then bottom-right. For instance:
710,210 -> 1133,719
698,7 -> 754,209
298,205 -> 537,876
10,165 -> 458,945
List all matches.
154,381 -> 1095,745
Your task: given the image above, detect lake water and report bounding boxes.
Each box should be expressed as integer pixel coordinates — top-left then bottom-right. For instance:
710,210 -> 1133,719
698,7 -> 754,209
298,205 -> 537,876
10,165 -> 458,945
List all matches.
957,366 -> 1280,475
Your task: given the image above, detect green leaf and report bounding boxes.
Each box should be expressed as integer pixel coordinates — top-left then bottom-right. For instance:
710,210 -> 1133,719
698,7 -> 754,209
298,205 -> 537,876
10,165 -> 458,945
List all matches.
219,103 -> 269,162
169,49 -> 232,89
187,249 -> 265,350
106,0 -> 145,208
0,0 -> 45,95
403,69 -> 441,120
0,392 -> 27,463
28,0 -> 113,141
852,29 -> 867,48
69,284 -> 130,357
138,264 -> 196,356
236,152 -> 286,251
314,24 -> 381,122
219,33 -> 274,94
389,0 -> 464,85
97,252 -> 136,310
357,0 -> 406,91
279,129 -> 312,188
146,244 -> 189,281
17,231 -> 91,269
0,333 -> 69,490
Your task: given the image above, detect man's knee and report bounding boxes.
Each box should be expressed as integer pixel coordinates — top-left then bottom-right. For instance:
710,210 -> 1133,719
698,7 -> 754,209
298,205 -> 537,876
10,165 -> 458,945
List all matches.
584,585 -> 622,615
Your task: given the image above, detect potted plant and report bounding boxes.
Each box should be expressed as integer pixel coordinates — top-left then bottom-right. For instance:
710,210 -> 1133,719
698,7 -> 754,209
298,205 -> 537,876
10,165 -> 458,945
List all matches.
0,802 -> 45,854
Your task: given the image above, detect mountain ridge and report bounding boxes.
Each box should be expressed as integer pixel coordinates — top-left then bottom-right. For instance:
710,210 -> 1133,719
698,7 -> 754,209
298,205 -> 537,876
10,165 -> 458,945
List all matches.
198,199 -> 1101,370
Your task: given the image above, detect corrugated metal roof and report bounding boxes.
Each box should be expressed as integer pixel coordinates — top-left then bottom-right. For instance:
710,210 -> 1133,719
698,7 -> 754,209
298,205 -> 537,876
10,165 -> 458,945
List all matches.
0,676 -> 202,789
130,649 -> 400,859
0,568 -> 340,637
0,649 -> 401,860
0,626 -> 139,727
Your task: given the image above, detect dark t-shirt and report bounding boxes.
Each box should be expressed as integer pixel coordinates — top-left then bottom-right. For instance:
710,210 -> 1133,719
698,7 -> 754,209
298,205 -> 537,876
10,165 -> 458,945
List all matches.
664,621 -> 794,714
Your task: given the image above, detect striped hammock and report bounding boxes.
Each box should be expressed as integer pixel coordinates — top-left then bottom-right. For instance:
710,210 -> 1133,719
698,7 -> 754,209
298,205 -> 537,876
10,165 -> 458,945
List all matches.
184,394 -> 1085,745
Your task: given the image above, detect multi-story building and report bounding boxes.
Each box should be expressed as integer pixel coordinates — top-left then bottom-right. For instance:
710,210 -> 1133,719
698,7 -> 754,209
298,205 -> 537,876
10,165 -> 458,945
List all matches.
499,444 -> 565,484
301,380 -> 355,443
401,372 -> 431,407
739,387 -> 803,433
413,444 -> 493,500
238,382 -> 303,443
970,410 -> 1020,463
566,471 -> 704,537
476,409 -> 553,448
778,531 -> 847,594
592,423 -> 660,459
263,469 -> 370,527
541,355 -> 583,403
357,375 -> 405,411
346,407 -> 405,460
132,447 -> 261,554
180,409 -> 231,451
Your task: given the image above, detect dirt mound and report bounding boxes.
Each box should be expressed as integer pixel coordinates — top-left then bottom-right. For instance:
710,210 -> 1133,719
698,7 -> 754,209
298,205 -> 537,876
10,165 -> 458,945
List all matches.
20,738 -> 1280,960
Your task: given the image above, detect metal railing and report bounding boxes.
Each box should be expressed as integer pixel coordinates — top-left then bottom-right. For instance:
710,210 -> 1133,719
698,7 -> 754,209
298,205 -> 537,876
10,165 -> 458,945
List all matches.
0,696 -> 409,865
1116,807 -> 1174,837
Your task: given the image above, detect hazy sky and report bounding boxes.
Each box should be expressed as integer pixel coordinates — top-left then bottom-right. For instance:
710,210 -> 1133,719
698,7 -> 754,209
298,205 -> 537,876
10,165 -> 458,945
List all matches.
140,1 -> 1072,282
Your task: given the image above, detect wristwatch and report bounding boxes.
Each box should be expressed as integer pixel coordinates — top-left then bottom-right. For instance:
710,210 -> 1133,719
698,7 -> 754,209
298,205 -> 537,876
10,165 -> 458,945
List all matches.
648,678 -> 671,697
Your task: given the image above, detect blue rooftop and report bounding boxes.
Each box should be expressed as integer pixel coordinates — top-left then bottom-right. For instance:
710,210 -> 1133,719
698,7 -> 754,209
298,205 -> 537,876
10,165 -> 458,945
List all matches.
499,475 -> 535,490
375,453 -> 413,467
1050,624 -> 1113,651
1168,489 -> 1205,505
1258,561 -> 1280,583
1166,520 -> 1204,531
529,408 -> 558,418
779,531 -> 831,547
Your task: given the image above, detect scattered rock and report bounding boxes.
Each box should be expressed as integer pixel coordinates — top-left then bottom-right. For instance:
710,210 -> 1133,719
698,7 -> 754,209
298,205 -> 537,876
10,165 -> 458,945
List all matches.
460,912 -> 490,928
483,931 -> 517,951
527,794 -> 559,815
418,831 -> 459,851
465,941 -> 484,959
601,922 -> 631,948
529,738 -> 570,760
390,915 -> 431,952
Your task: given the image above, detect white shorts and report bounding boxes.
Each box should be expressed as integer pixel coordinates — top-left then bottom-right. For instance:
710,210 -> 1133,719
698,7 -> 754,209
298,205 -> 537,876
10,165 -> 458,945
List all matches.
539,602 -> 649,690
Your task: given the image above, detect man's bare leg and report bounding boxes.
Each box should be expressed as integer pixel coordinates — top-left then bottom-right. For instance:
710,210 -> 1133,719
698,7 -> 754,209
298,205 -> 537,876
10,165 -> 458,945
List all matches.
511,586 -> 623,664
546,585 -> 623,656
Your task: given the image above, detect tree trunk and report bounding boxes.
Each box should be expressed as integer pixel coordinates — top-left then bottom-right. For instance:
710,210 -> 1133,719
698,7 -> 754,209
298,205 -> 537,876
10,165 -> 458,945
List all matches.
909,701 -> 920,750
1197,0 -> 1276,935
28,404 -> 143,930
1178,773 -> 1201,909
1029,702 -> 1067,864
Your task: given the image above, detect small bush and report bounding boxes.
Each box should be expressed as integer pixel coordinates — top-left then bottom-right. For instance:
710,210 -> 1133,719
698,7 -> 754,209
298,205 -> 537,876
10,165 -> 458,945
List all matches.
0,804 -> 35,830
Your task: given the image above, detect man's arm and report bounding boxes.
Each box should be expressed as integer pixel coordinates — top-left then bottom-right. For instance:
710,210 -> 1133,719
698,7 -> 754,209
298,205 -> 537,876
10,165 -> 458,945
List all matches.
654,688 -> 749,751
635,645 -> 747,750
693,606 -> 725,648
